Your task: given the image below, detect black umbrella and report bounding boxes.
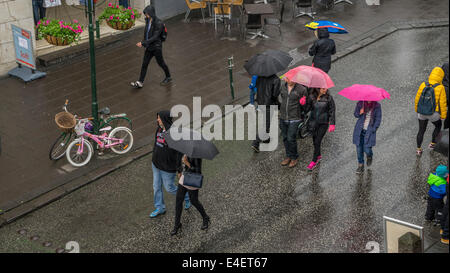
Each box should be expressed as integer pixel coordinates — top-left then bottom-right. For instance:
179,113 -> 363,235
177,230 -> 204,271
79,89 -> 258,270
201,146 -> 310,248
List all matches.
162,128 -> 219,160
244,49 -> 293,77
434,130 -> 448,156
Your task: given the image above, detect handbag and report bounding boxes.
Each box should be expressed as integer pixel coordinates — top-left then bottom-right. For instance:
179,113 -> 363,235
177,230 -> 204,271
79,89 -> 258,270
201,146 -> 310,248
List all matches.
44,0 -> 62,8
182,171 -> 203,189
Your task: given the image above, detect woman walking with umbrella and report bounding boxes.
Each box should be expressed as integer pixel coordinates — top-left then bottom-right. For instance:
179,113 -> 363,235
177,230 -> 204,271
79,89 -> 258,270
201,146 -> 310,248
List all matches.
306,87 -> 336,170
338,84 -> 389,173
162,128 -> 219,236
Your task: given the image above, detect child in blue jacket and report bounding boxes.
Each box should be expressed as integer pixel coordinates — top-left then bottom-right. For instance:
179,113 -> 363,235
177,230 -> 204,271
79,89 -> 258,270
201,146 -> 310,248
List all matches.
249,75 -> 258,108
425,165 -> 448,222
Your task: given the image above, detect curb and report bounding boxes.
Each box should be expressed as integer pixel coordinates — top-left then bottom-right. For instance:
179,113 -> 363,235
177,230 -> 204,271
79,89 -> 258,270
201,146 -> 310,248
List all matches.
0,18 -> 448,229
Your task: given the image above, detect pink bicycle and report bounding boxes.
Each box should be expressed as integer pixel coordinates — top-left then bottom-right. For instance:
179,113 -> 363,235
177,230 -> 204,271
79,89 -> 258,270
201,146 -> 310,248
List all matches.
65,118 -> 134,167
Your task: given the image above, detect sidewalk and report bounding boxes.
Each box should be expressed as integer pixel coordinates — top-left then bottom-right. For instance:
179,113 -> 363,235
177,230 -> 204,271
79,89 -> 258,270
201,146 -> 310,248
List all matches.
0,0 -> 448,224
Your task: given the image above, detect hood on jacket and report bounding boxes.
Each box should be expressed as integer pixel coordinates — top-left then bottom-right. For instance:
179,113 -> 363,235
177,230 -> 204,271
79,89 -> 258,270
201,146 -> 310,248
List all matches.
428,67 -> 444,85
317,28 -> 330,39
436,164 -> 449,178
157,110 -> 172,130
143,5 -> 157,20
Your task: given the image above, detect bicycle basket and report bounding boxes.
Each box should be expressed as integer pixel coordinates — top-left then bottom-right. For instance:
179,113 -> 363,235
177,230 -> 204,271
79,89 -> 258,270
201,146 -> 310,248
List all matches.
55,112 -> 76,133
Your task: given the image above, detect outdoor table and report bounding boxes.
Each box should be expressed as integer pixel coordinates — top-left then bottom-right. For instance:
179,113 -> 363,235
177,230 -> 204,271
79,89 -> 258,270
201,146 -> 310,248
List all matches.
244,3 -> 274,39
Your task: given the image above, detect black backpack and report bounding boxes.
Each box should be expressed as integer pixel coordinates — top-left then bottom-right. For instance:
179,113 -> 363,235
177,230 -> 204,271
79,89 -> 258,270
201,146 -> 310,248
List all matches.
160,23 -> 167,42
417,83 -> 439,115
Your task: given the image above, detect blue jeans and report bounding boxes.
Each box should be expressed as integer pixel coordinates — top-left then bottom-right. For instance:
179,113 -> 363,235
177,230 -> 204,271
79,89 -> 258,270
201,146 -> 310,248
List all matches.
280,119 -> 300,160
119,0 -> 129,8
152,163 -> 188,211
356,130 -> 373,164
32,0 -> 46,26
249,88 -> 257,105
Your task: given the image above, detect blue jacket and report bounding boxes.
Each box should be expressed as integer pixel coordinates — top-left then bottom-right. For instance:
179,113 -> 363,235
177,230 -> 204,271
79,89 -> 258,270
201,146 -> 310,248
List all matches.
352,101 -> 382,147
428,173 -> 447,199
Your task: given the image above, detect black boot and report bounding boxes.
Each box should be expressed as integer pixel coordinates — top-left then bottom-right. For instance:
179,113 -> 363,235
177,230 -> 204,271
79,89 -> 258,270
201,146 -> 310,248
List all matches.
201,216 -> 210,230
170,223 -> 182,236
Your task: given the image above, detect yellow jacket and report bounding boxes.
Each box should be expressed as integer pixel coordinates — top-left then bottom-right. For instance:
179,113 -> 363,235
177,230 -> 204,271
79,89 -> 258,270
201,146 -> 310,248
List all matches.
415,67 -> 447,119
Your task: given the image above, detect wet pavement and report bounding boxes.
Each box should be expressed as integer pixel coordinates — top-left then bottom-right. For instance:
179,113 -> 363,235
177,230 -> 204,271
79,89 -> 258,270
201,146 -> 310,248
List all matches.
0,26 -> 448,253
0,0 -> 449,218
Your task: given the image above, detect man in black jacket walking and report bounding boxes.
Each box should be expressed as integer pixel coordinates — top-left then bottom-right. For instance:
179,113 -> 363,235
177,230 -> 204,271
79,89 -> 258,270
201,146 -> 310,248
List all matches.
308,28 -> 336,74
131,5 -> 172,88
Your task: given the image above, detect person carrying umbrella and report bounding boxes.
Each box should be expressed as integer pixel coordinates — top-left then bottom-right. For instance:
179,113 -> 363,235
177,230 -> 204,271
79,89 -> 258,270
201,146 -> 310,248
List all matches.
306,87 -> 336,170
149,111 -> 190,218
338,84 -> 387,174
162,128 -> 219,236
279,76 -> 309,168
415,67 -> 447,156
244,50 -> 292,153
308,28 -> 336,74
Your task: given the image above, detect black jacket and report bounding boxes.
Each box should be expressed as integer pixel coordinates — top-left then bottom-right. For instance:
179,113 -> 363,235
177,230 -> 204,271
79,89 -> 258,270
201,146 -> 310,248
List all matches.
152,110 -> 182,173
179,157 -> 202,174
308,28 -> 336,73
279,82 -> 308,120
142,5 -> 163,50
307,89 -> 336,128
442,62 -> 449,89
255,75 -> 281,106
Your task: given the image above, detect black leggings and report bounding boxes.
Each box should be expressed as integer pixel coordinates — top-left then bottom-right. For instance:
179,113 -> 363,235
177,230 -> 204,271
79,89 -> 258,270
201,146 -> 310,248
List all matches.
312,124 -> 328,162
174,184 -> 208,226
416,119 -> 442,148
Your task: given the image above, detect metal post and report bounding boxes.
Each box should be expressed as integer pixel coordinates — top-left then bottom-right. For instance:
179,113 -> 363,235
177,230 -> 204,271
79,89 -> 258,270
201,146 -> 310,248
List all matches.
228,56 -> 235,100
96,19 -> 100,39
87,0 -> 99,134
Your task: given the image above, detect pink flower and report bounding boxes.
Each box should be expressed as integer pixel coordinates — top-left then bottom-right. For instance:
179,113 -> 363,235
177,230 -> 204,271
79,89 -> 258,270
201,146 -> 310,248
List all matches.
37,21 -> 41,25
131,15 -> 135,20
132,11 -> 134,15
46,20 -> 50,24
128,7 -> 132,10
109,15 -> 113,20
116,16 -> 119,19
116,5 -> 119,8
108,3 -> 112,7
73,19 -> 78,24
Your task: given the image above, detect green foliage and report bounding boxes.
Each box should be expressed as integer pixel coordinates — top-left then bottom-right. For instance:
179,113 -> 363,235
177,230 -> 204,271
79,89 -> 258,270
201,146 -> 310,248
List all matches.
36,18 -> 84,44
99,3 -> 141,25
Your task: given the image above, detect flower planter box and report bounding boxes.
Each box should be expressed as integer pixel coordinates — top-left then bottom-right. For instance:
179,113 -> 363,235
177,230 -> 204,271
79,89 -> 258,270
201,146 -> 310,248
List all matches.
106,20 -> 135,30
45,35 -> 71,46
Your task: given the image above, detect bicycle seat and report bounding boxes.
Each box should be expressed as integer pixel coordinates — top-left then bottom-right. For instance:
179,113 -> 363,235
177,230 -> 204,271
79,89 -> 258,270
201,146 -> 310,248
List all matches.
98,107 -> 110,115
100,126 -> 112,132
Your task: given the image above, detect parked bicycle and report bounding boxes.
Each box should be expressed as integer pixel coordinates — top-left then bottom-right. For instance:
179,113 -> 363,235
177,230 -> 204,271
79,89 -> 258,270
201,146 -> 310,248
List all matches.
49,100 -> 132,161
65,118 -> 134,167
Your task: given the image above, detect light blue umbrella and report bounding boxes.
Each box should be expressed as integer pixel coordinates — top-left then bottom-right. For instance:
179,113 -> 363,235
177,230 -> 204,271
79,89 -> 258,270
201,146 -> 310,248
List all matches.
305,20 -> 348,34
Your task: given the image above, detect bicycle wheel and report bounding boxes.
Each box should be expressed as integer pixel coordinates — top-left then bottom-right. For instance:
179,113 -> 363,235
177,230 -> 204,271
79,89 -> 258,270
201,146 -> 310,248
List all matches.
49,132 -> 75,160
105,117 -> 132,130
66,138 -> 93,167
108,127 -> 133,154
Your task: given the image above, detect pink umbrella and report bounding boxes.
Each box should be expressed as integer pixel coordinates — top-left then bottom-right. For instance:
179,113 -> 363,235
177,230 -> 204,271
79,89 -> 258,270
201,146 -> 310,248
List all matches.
338,84 -> 391,101
283,65 -> 334,89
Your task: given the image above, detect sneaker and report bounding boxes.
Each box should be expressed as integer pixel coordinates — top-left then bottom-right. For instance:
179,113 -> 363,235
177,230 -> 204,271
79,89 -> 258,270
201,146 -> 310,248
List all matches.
288,159 -> 298,168
356,164 -> 364,174
428,142 -> 436,150
160,77 -> 172,86
441,238 -> 449,245
149,209 -> 166,218
416,148 -> 423,156
131,81 -> 143,88
184,200 -> 191,210
251,144 -> 260,153
366,156 -> 372,167
281,158 -> 291,166
306,161 -> 317,170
